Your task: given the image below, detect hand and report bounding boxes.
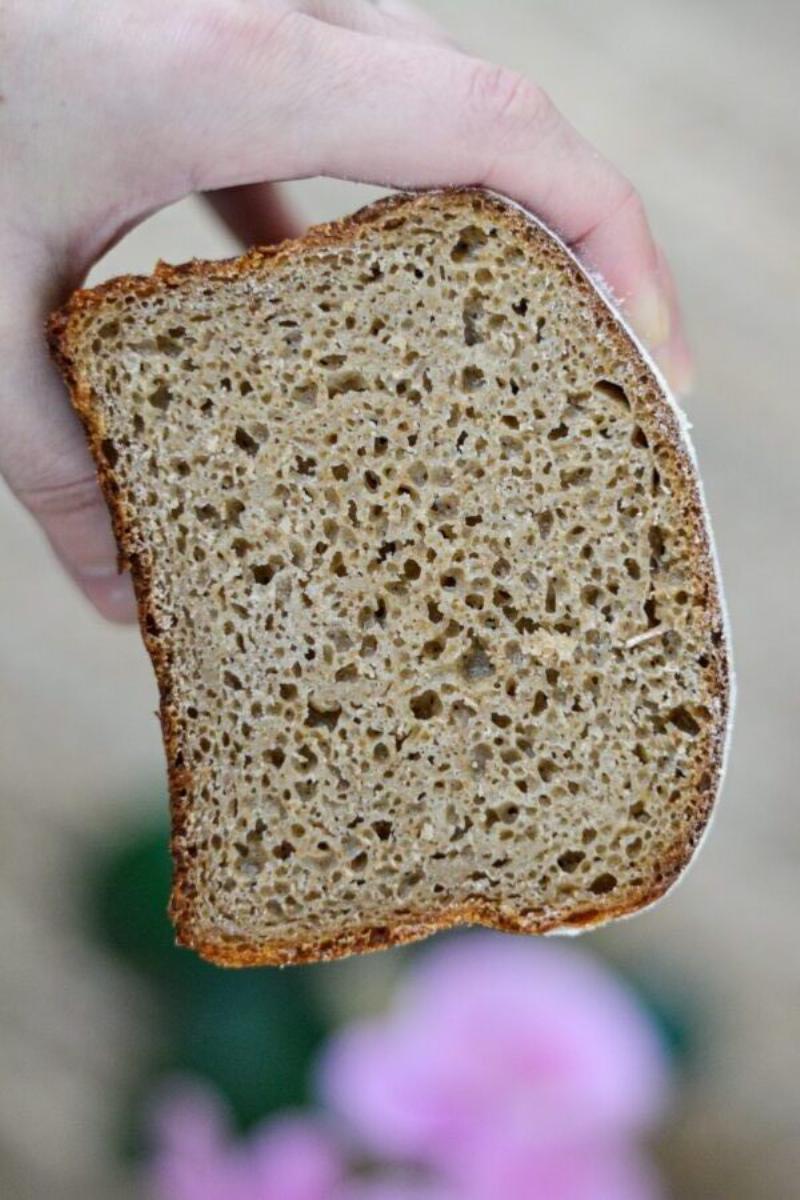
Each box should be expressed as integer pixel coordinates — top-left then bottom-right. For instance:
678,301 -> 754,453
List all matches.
0,0 -> 693,623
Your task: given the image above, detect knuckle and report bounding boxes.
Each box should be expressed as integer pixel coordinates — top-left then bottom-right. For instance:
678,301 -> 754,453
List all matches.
191,0 -> 295,51
467,63 -> 553,141
617,182 -> 644,223
163,0 -> 296,79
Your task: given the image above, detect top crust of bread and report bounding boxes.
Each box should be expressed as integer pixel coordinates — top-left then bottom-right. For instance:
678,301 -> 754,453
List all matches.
48,188 -> 732,966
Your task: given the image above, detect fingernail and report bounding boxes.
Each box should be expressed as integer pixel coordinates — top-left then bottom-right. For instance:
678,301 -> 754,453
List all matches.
105,574 -> 138,623
628,284 -> 671,349
669,356 -> 695,398
655,347 -> 695,398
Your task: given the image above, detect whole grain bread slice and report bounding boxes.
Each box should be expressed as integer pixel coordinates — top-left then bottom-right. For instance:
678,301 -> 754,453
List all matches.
48,188 -> 731,966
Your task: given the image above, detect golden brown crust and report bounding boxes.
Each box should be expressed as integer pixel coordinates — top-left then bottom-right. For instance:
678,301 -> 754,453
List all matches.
48,187 -> 731,967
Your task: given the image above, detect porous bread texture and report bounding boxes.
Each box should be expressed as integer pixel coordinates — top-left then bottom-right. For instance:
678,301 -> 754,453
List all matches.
49,189 -> 730,966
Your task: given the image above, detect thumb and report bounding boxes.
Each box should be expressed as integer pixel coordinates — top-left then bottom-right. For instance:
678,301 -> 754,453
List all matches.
1,282 -> 137,622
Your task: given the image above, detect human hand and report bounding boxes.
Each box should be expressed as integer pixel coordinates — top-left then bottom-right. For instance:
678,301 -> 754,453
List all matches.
0,0 -> 693,623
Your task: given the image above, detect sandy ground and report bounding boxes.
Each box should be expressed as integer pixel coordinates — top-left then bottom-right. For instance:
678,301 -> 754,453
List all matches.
1,2 -> 798,1197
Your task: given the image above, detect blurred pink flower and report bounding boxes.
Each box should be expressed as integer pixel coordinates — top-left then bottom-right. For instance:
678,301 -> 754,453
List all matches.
451,1140 -> 664,1200
148,937 -> 671,1200
335,1178 -> 457,1200
149,1081 -> 344,1200
318,935 -> 670,1183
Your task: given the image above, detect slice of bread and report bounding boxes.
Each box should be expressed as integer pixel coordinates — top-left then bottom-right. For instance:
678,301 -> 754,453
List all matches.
49,188 -> 731,966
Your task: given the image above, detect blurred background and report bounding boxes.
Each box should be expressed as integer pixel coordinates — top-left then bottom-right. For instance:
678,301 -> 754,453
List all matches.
1,2 -> 798,1197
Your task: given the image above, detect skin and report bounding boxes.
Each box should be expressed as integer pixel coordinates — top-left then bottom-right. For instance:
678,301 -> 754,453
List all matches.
0,0 -> 693,623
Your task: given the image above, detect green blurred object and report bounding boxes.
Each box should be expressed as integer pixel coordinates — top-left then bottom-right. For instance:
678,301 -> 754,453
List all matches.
85,805 -> 330,1136
85,801 -> 702,1156
166,968 -> 328,1125
623,966 -> 702,1070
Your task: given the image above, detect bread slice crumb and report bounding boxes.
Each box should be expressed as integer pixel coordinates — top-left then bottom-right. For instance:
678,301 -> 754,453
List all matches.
48,188 -> 731,966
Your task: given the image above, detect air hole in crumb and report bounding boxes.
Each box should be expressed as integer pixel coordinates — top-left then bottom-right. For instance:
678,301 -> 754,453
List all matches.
148,383 -> 172,410
252,561 -> 280,585
427,599 -> 444,623
538,759 -> 557,782
410,690 -> 442,720
234,426 -> 260,455
649,525 -> 666,563
590,872 -> 617,894
291,381 -> 318,406
305,701 -> 342,730
595,380 -> 630,407
668,705 -> 703,736
101,439 -> 118,466
461,365 -> 485,392
460,641 -> 494,680
451,224 -> 488,261
422,637 -> 445,660
329,370 -> 367,398
360,635 -> 378,657
225,499 -> 245,527
295,454 -> 317,476
462,295 -> 484,346
330,551 -> 347,577
195,503 -> 219,524
558,850 -> 585,873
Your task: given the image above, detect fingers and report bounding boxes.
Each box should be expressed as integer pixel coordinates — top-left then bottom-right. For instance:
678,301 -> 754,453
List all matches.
202,1 -> 454,250
204,182 -> 305,249
296,0 -> 453,43
652,245 -> 695,395
167,12 -> 682,376
571,195 -> 691,393
1,296 -> 137,623
21,470 -> 138,623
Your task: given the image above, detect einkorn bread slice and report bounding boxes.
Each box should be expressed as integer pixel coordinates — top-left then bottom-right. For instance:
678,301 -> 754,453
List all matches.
49,188 -> 732,966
